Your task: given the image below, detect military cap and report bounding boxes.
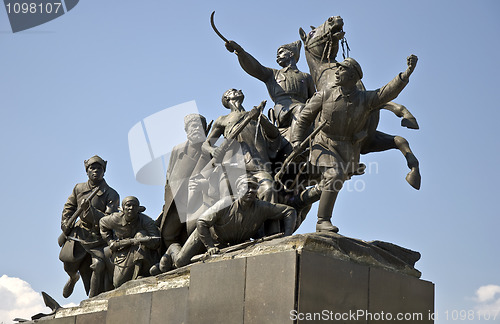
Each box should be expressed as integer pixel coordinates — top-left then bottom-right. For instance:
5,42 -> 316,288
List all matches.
336,57 -> 363,79
235,174 -> 260,190
122,196 -> 146,212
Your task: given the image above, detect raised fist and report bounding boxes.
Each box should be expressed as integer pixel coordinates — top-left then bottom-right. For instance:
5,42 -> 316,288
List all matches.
407,54 -> 418,74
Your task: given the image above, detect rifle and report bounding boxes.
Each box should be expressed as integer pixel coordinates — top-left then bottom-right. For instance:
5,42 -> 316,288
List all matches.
190,100 -> 266,198
190,232 -> 284,263
274,121 -> 327,189
210,100 -> 266,165
110,236 -> 161,252
57,186 -> 100,247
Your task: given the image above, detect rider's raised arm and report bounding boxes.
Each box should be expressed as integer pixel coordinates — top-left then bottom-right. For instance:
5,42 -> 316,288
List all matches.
226,40 -> 274,83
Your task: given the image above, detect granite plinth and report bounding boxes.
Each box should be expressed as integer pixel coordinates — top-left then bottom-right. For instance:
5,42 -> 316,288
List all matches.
27,233 -> 433,323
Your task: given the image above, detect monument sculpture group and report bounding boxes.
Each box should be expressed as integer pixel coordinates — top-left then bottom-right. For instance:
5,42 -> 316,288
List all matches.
57,13 -> 421,302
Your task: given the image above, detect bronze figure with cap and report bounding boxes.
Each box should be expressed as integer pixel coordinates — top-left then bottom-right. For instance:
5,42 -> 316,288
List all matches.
299,16 -> 421,190
100,196 -> 160,288
292,55 -> 418,233
150,174 -> 296,274
59,155 -> 119,298
224,39 -> 315,141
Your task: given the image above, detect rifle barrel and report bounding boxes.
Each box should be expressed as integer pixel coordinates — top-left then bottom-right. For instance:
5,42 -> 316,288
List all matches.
58,186 -> 101,247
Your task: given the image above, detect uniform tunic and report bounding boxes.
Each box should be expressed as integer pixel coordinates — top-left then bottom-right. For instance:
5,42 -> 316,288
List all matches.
100,212 -> 160,287
292,73 -> 409,179
197,196 -> 296,248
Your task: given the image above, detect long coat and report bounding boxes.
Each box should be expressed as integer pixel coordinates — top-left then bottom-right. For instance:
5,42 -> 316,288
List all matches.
59,179 -> 119,294
157,141 -> 210,251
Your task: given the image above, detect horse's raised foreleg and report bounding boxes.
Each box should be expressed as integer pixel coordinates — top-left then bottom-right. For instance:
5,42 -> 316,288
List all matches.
361,131 -> 421,190
394,136 -> 421,190
380,102 -> 419,130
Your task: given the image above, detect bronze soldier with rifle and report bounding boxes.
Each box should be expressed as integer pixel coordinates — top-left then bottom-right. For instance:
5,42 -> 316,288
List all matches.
100,196 -> 160,288
59,155 -> 119,298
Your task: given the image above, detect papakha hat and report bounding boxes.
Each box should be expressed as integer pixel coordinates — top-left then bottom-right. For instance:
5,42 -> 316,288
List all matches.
84,155 -> 107,171
279,40 -> 302,63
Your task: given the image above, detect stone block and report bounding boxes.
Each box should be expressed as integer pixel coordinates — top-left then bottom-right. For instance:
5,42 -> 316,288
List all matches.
244,251 -> 297,324
151,287 -> 189,324
297,251 -> 369,324
369,267 -> 434,323
187,258 -> 246,324
46,317 -> 76,324
76,311 -> 106,324
106,292 -> 152,324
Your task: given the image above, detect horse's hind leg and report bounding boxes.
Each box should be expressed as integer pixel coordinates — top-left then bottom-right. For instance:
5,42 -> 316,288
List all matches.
361,131 -> 421,190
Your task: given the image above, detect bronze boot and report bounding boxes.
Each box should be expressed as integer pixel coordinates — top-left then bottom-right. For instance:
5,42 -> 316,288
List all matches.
316,218 -> 339,233
316,190 -> 339,233
62,272 -> 80,298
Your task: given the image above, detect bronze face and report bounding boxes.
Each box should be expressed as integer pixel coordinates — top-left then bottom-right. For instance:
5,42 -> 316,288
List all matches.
87,163 -> 104,183
276,47 -> 293,67
237,182 -> 259,204
186,120 -> 205,144
123,200 -> 139,222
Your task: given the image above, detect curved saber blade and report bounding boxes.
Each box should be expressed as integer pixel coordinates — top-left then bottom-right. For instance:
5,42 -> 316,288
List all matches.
210,11 -> 229,43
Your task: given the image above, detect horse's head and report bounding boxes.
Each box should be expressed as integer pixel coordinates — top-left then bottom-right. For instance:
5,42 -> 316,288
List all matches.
299,16 -> 345,62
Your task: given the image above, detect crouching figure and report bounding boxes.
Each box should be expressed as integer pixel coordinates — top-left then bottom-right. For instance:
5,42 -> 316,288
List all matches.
100,196 -> 160,288
151,175 -> 296,274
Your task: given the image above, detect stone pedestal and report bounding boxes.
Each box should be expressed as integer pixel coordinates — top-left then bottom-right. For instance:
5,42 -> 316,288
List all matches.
32,233 -> 434,323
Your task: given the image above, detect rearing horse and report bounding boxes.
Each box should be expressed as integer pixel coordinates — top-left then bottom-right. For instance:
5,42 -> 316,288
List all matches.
299,16 -> 421,189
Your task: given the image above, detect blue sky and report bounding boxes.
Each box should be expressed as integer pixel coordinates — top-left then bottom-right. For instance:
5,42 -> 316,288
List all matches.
0,0 -> 499,322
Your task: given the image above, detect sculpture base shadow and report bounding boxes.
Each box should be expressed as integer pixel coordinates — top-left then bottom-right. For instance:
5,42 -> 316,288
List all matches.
27,233 -> 434,323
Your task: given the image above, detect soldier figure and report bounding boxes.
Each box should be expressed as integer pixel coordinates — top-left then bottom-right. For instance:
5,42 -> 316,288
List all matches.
202,89 -> 280,204
292,55 -> 418,233
100,196 -> 160,288
225,40 -> 316,197
151,175 -> 296,274
225,40 -> 315,140
59,155 -> 119,298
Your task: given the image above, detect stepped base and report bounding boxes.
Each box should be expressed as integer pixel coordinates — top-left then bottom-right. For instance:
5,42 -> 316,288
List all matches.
29,233 -> 434,323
